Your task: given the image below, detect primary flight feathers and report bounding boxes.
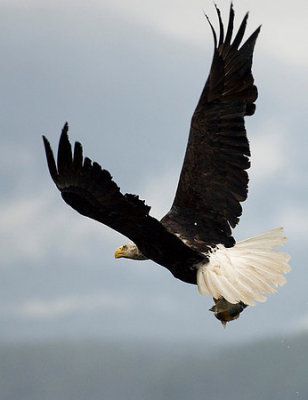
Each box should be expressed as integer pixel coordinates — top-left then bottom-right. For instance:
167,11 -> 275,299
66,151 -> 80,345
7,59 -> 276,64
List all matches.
43,4 -> 290,325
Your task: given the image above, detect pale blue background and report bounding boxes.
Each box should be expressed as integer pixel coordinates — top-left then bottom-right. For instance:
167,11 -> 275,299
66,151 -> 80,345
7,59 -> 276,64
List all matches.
0,0 -> 307,346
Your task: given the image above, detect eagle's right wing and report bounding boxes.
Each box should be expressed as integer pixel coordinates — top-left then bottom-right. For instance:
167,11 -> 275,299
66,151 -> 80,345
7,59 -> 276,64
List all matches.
163,5 -> 260,249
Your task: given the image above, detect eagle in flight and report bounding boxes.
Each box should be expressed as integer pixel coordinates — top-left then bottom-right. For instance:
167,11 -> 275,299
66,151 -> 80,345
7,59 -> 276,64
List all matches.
43,4 -> 290,325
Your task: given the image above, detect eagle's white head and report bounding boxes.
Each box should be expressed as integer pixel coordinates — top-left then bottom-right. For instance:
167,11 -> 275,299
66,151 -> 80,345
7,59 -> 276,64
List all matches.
114,242 -> 147,260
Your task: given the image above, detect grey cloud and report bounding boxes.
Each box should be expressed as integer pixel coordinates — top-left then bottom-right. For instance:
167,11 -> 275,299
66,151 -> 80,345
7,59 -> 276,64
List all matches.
0,1 -> 306,344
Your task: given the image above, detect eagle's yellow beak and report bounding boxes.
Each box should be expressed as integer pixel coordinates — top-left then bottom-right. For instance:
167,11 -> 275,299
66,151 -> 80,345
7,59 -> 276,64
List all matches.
114,246 -> 123,258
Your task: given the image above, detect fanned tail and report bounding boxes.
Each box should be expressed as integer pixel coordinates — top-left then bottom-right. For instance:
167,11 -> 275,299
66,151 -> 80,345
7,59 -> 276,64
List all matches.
197,228 -> 291,319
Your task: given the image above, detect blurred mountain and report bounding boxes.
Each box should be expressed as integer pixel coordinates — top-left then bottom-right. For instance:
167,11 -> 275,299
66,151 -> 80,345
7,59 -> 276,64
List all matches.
0,333 -> 306,400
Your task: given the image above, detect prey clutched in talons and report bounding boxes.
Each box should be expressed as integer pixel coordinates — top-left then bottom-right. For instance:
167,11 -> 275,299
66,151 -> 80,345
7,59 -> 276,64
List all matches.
210,297 -> 247,327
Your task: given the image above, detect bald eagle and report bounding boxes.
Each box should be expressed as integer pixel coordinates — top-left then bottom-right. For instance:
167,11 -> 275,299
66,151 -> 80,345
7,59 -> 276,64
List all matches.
43,5 -> 290,325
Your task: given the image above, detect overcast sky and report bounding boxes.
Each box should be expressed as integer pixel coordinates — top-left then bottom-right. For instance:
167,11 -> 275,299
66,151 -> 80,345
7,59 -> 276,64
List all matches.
0,0 -> 307,346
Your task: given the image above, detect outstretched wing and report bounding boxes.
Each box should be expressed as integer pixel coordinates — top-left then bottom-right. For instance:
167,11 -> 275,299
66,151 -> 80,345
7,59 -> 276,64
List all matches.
43,123 -> 203,275
162,5 -> 261,249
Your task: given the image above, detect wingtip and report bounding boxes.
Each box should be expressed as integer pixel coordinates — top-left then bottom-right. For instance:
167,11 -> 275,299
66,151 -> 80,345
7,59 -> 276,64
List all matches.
61,122 -> 69,138
225,2 -> 235,44
255,24 -> 262,36
58,123 -> 71,149
231,10 -> 249,49
42,134 -> 49,147
42,134 -> 58,182
203,10 -> 217,48
57,122 -> 73,174
214,3 -> 224,46
240,23 -> 262,53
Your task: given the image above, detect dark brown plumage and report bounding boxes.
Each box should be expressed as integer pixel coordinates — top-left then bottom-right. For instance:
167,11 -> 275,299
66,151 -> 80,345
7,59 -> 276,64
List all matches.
162,5 -> 260,252
43,5 -> 267,324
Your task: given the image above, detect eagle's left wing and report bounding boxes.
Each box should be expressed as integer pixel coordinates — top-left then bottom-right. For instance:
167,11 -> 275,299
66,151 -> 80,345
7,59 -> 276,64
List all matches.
43,124 -> 203,273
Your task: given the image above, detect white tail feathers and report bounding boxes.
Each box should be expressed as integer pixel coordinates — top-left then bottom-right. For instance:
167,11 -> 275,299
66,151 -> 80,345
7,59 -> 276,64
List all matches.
197,228 -> 291,306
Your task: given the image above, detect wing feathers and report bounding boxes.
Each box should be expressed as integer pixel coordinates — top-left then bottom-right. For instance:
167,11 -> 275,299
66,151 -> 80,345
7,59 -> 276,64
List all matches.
167,6 -> 260,244
42,136 -> 58,182
57,123 -> 72,176
73,142 -> 83,173
204,13 -> 217,49
43,125 -> 204,281
231,12 -> 248,49
43,124 -> 149,224
224,3 -> 234,46
215,4 -> 224,47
